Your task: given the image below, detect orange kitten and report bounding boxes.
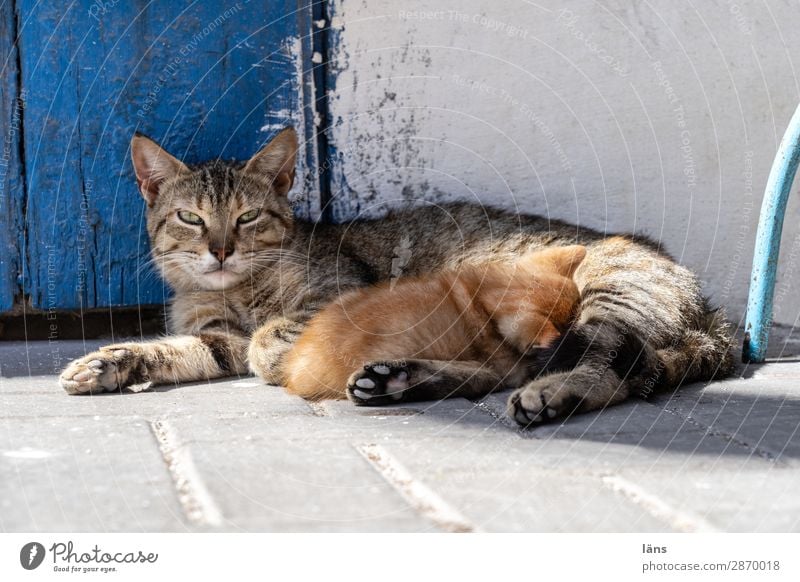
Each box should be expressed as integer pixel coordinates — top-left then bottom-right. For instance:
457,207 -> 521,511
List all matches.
284,245 -> 586,405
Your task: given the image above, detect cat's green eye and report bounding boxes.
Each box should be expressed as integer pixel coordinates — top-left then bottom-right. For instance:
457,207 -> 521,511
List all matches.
237,209 -> 260,224
177,211 -> 204,225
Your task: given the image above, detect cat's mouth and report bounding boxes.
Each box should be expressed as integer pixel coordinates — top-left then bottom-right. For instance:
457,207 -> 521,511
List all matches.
199,266 -> 245,290
203,266 -> 235,274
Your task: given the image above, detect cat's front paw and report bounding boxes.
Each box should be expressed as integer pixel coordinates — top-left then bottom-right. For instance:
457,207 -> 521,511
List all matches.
346,362 -> 409,405
59,346 -> 151,395
507,376 -> 581,427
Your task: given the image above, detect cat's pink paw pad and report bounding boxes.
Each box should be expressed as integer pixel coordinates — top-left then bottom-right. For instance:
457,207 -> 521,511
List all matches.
59,354 -> 119,395
58,347 -> 146,395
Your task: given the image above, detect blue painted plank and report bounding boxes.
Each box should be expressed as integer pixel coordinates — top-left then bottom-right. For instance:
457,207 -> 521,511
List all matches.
743,103 -> 800,363
18,0 -> 316,310
0,2 -> 24,311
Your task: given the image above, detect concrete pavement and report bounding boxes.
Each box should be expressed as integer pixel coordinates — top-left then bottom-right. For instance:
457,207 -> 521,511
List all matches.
2,334 -> 800,532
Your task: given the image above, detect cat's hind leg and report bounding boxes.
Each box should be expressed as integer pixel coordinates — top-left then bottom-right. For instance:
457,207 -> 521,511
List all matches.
506,237 -> 735,427
507,320 -> 734,426
346,359 -> 507,405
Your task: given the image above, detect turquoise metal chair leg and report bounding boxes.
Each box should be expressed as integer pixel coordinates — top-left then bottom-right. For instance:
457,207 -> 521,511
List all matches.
743,104 -> 800,363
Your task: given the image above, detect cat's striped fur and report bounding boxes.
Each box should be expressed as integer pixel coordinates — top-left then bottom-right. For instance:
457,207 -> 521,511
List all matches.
59,128 -> 735,426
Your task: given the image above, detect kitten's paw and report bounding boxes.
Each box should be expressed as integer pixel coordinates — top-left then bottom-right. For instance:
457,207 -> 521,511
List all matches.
507,375 -> 582,427
59,347 -> 150,395
346,362 -> 410,405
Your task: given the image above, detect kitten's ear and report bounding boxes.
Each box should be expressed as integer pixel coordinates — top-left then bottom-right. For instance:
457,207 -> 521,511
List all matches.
244,127 -> 298,197
525,245 -> 587,278
131,133 -> 189,206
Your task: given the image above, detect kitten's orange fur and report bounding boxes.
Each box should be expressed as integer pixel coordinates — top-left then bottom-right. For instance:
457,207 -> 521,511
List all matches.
284,245 -> 586,400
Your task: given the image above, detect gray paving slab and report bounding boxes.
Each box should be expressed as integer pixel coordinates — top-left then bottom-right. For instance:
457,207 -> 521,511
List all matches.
179,433 -> 432,532
476,392 -> 774,472
0,416 -> 185,532
604,465 -> 800,532
2,339 -> 800,532
0,376 -> 312,421
654,368 -> 800,463
380,440 -> 671,532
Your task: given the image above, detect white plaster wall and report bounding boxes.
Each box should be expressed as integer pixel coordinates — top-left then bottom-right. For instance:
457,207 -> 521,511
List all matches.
325,0 -> 800,327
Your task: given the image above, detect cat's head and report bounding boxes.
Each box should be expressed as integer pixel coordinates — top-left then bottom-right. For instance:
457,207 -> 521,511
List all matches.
130,128 -> 298,292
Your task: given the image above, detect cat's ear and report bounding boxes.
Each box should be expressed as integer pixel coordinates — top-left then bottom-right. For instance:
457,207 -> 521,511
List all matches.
525,245 -> 587,278
131,133 -> 189,206
244,127 -> 298,197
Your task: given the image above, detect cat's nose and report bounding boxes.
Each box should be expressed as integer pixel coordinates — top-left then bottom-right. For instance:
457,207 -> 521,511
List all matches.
209,245 -> 234,263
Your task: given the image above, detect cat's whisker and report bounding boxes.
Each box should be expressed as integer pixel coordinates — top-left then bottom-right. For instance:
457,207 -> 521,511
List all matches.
245,257 -> 313,269
253,247 -> 311,258
135,257 -> 159,277
250,250 -> 317,265
246,255 -> 314,265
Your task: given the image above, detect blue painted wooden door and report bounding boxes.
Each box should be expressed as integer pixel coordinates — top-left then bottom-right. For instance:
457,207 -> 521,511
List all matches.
0,2 -> 25,312
0,0 -> 318,311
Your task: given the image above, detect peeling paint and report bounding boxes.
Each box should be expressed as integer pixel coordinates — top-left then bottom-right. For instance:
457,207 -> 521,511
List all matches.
259,110 -> 295,132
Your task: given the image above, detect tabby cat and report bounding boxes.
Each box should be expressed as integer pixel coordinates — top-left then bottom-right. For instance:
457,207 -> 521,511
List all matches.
59,127 -> 735,426
284,245 -> 586,405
